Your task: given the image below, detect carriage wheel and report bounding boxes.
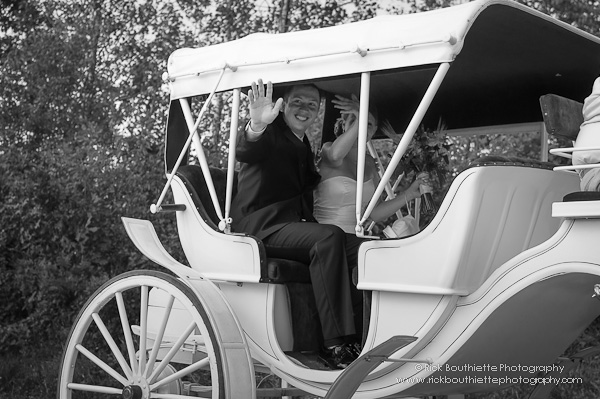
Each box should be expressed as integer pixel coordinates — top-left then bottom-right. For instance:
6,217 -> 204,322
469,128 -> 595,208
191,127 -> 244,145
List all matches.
58,270 -> 230,399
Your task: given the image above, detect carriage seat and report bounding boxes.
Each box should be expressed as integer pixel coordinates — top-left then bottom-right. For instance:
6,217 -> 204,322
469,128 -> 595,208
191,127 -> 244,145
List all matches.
176,165 -> 311,284
357,157 -> 581,295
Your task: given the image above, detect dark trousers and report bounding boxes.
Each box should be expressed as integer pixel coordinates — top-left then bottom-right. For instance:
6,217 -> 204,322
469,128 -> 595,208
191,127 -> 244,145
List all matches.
345,232 -> 367,340
263,222 -> 364,345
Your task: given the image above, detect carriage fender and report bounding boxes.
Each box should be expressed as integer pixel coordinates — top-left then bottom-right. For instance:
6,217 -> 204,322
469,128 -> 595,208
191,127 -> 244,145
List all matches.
121,216 -> 256,399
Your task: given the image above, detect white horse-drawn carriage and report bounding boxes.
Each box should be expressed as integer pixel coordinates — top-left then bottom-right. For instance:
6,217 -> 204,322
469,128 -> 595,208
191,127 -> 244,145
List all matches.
58,0 -> 600,397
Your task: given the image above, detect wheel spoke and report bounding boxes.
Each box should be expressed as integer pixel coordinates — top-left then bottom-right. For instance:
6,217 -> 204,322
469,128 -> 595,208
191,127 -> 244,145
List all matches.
92,313 -> 133,379
67,382 -> 122,395
144,293 -> 175,378
75,344 -> 129,386
116,291 -> 139,375
139,285 -> 149,374
150,357 -> 210,392
59,272 -> 238,399
147,321 -> 196,384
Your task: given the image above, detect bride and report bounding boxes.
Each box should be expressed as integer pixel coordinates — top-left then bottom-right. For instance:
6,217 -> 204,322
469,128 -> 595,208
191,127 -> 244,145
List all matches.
314,94 -> 427,234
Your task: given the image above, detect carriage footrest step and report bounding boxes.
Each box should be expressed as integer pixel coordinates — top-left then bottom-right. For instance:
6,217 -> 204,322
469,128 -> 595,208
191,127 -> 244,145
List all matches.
324,335 -> 418,399
286,351 -> 332,370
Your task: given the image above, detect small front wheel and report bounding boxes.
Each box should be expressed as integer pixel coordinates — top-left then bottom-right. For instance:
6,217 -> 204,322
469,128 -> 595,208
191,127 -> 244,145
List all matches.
57,270 -> 230,398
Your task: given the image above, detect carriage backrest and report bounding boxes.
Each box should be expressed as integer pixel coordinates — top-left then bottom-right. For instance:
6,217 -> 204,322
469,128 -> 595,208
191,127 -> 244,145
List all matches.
539,94 -> 584,141
168,164 -> 265,283
358,161 -> 581,295
453,160 -> 578,291
176,165 -> 236,229
174,164 -> 312,285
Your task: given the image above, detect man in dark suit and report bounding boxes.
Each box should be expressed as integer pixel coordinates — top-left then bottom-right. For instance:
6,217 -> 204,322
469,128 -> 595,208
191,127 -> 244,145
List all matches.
232,79 -> 360,369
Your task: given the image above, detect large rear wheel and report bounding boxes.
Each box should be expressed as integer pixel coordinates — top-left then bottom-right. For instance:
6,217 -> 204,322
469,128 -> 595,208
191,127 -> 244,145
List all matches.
57,270 -> 233,398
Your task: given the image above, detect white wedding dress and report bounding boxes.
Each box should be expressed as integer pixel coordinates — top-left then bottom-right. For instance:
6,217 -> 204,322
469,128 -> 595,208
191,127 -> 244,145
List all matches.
313,176 -> 375,234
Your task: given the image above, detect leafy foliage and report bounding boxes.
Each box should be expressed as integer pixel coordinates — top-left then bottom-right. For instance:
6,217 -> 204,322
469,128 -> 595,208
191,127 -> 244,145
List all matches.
0,1 -> 389,396
405,0 -> 600,35
403,124 -> 452,180
2,0 -> 600,397
0,0 -> 204,395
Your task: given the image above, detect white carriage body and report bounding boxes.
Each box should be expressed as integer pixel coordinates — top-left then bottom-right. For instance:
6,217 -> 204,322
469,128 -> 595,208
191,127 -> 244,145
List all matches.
114,1 -> 600,398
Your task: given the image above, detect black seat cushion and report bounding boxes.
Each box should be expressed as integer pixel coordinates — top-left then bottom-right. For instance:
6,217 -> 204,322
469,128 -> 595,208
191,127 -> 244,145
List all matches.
265,258 -> 311,283
563,191 -> 600,202
177,165 -> 233,229
468,155 -> 557,170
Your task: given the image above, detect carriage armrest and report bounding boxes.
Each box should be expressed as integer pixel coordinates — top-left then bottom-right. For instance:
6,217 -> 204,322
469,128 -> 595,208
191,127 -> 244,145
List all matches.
121,217 -> 202,279
552,191 -> 600,219
174,165 -> 311,284
539,94 -> 583,141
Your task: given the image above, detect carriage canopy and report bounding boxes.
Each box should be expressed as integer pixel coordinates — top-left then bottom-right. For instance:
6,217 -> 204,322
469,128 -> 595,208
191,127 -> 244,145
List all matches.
160,0 -> 600,233
165,0 -> 600,133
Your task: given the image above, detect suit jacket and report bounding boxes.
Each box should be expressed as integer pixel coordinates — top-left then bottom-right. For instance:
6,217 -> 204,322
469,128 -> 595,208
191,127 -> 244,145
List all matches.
231,115 -> 321,240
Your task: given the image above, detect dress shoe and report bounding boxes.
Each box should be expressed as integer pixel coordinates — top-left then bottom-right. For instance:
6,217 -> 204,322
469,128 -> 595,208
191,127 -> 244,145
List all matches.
319,343 -> 359,369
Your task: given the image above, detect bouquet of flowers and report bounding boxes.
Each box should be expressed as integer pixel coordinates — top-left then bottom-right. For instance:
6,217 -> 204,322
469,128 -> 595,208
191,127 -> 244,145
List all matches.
402,120 -> 452,186
379,118 -> 453,226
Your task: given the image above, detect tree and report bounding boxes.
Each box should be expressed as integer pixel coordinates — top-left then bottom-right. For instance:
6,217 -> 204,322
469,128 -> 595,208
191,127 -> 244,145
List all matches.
396,0 -> 600,171
520,0 -> 600,35
1,1 -> 389,396
403,0 -> 600,35
193,0 -> 375,167
0,0 -> 211,395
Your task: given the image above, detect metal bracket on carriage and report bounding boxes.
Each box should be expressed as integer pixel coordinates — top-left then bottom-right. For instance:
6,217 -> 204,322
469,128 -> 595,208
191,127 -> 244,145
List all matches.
323,335 -> 420,399
149,203 -> 187,213
218,217 -> 232,233
131,325 -> 207,354
527,346 -> 600,399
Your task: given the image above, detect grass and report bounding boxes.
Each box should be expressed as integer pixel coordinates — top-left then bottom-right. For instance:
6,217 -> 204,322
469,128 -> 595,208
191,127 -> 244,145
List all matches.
0,349 -> 61,398
4,317 -> 600,398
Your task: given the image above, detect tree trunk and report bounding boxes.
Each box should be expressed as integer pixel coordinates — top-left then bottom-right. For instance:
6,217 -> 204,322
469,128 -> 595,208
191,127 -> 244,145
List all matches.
210,93 -> 225,166
278,0 -> 290,33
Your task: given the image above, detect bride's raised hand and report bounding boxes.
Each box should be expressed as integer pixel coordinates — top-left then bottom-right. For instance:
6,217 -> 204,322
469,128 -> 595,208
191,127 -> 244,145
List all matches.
332,94 -> 360,116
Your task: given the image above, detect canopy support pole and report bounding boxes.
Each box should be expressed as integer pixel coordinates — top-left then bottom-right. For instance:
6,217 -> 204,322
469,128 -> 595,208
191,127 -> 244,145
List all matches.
357,62 -> 450,234
224,88 -> 241,233
355,72 -> 371,235
151,67 -> 226,216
